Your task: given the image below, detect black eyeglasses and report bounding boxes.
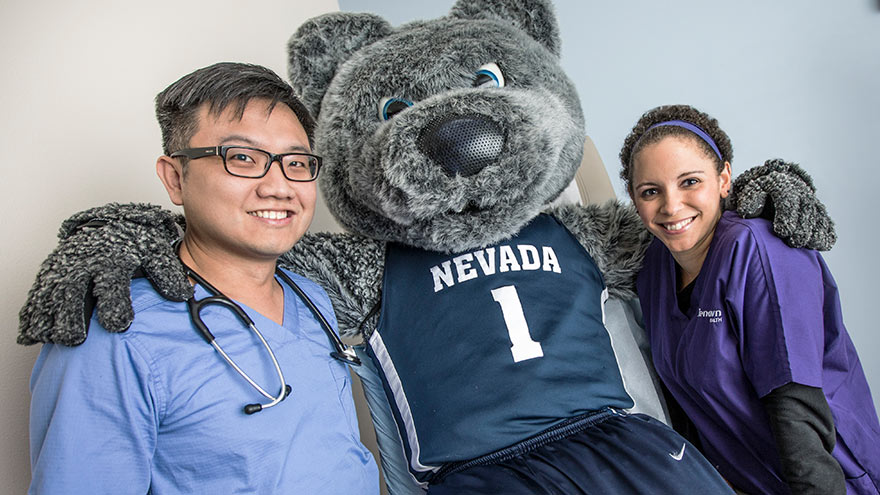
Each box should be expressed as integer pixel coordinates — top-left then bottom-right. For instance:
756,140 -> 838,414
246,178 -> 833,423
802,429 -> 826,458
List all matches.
170,146 -> 321,182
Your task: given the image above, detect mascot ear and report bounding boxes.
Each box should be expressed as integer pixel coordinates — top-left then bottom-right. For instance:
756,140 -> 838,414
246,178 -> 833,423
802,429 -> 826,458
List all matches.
288,13 -> 393,118
449,0 -> 560,56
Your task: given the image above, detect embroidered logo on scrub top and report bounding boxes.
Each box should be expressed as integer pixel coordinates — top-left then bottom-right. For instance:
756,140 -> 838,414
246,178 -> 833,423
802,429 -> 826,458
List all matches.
697,307 -> 723,324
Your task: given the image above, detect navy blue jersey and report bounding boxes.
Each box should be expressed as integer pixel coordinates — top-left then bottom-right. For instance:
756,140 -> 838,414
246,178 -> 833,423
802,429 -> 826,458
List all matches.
367,214 -> 633,481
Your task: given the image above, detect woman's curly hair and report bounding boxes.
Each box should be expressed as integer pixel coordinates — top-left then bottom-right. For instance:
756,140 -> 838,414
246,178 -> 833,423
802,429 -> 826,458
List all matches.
618,104 -> 733,195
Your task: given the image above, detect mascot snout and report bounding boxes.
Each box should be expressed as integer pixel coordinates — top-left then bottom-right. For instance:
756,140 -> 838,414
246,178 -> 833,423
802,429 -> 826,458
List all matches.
417,114 -> 505,177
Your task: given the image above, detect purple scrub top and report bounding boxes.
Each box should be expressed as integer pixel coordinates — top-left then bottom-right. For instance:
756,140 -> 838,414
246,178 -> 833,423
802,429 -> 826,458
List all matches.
637,211 -> 880,494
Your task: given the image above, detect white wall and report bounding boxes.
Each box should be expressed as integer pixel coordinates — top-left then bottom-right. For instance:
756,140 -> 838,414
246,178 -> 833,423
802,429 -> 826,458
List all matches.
0,1 -> 354,493
340,0 -> 880,410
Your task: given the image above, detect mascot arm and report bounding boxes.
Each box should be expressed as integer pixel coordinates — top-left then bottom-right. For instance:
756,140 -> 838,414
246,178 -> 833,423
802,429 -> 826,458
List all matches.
729,159 -> 836,251
278,233 -> 384,340
550,201 -> 651,299
18,203 -> 190,346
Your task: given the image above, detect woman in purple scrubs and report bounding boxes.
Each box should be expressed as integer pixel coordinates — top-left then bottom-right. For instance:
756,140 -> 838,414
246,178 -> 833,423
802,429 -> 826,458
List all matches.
620,104 -> 880,494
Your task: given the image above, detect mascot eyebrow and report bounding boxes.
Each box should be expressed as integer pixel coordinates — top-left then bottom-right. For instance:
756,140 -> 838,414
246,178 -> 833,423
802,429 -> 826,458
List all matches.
19,0 -> 836,493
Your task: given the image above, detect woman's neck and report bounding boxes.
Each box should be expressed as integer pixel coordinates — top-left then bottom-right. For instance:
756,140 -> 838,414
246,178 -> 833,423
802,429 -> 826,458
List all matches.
675,259 -> 701,291
671,235 -> 714,291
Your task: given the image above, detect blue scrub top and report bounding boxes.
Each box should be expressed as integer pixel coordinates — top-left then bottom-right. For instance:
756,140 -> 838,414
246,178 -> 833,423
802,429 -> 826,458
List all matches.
29,269 -> 379,494
638,211 -> 880,494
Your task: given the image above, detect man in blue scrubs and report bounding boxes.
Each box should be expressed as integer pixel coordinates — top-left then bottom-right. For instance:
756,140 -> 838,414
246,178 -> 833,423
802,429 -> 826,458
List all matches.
27,63 -> 379,494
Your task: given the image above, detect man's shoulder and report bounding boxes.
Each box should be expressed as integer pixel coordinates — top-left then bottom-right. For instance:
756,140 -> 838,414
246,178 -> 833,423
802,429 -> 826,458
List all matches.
38,279 -> 182,370
87,278 -> 188,342
130,277 -> 179,312
278,268 -> 331,301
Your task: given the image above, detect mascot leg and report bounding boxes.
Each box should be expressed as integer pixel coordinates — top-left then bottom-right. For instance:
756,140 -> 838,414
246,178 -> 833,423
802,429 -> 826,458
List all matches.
429,411 -> 733,494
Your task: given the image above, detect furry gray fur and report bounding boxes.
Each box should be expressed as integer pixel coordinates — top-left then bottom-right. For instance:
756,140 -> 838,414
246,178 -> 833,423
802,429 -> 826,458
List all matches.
731,159 -> 836,251
548,201 -> 653,300
289,0 -> 583,253
279,233 -> 385,337
18,203 -> 190,345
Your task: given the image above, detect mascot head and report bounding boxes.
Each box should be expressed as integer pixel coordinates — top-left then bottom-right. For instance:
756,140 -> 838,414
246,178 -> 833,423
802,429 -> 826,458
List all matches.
288,0 -> 585,252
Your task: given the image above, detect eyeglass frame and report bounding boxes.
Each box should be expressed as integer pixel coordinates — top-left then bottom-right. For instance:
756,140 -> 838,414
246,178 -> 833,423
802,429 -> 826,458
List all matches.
170,145 -> 322,182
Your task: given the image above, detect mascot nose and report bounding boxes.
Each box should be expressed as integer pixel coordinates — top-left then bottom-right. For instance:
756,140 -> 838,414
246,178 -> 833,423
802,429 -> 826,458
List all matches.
417,114 -> 504,177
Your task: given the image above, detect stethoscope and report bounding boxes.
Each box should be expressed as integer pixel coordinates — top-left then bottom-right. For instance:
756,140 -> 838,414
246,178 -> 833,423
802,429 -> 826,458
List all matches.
180,254 -> 360,415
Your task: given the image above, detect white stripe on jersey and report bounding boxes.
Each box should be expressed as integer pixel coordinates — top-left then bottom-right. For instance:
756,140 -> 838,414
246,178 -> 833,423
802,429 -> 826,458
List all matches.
368,330 -> 440,475
601,296 -> 670,424
601,287 -> 609,325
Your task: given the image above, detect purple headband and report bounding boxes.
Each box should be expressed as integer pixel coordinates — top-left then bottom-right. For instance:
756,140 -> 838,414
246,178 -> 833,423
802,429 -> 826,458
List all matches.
645,120 -> 723,161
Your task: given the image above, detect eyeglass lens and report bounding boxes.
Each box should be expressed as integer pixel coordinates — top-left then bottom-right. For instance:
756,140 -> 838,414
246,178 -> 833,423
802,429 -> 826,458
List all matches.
224,147 -> 317,181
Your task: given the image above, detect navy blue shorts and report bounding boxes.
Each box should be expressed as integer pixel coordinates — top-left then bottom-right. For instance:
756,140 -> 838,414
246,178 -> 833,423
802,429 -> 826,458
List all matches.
427,410 -> 732,494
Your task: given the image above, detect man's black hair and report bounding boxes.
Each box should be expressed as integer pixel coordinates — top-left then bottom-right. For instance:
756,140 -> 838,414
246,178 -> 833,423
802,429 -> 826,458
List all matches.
155,62 -> 316,156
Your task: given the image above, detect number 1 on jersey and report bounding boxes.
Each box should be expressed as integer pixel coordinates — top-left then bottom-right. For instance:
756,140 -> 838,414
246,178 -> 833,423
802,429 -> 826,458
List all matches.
491,285 -> 544,363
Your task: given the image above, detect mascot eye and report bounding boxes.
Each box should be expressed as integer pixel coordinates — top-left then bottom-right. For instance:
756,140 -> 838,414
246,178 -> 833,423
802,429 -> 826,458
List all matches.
473,63 -> 505,88
378,97 -> 413,121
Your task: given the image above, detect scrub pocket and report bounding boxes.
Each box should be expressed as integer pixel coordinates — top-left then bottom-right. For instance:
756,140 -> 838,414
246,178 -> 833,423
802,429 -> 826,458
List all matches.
327,360 -> 361,439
